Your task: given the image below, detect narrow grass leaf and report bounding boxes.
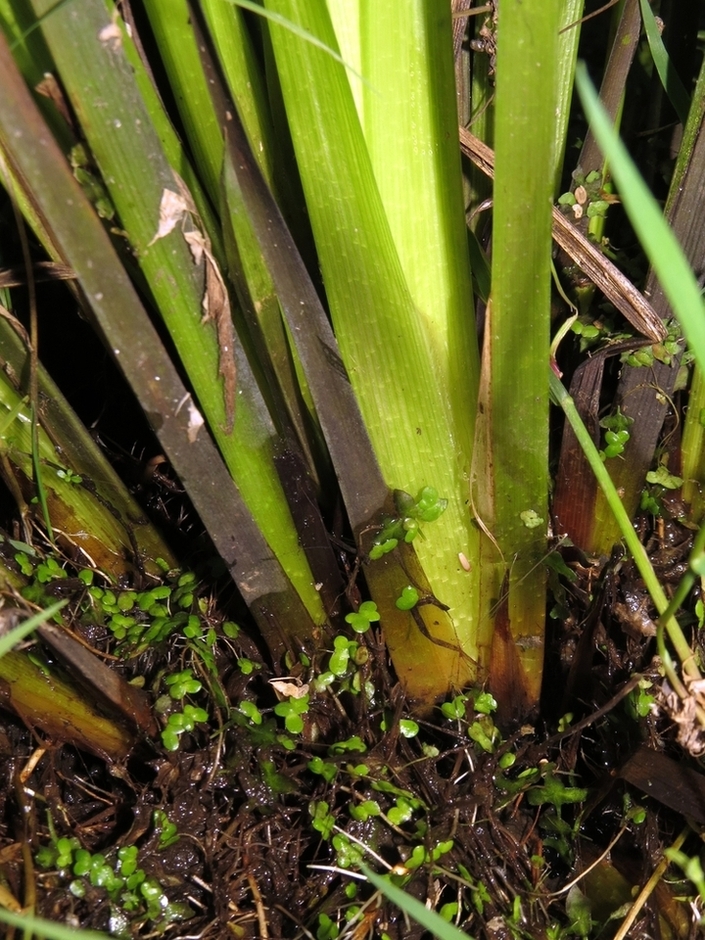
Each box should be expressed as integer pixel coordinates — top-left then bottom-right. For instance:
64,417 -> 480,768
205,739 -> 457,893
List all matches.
26,0 -> 324,624
192,14 -> 470,698
0,600 -> 65,660
0,908 -> 109,940
360,863 -> 475,940
554,0 -> 585,191
638,0 -> 691,127
142,0 -> 224,209
484,0 -> 562,704
263,0 -> 481,695
550,371 -> 698,678
228,0 -> 365,81
360,0 -> 479,414
190,5 -> 387,525
589,45 -> 705,551
202,0 -> 277,187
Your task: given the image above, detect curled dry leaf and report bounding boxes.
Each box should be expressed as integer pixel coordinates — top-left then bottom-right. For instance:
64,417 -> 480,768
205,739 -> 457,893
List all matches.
148,188 -> 189,245
269,677 -> 310,700
186,400 -> 205,444
657,678 -> 705,756
175,393 -> 205,444
149,176 -> 237,433
183,228 -> 237,434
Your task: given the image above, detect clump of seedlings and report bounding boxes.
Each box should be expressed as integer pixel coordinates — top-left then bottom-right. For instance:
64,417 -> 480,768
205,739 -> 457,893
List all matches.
2,522 -> 698,939
36,812 -> 191,936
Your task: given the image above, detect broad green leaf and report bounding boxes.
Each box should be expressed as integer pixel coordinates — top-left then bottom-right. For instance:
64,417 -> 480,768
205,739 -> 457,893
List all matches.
26,0 -> 325,625
0,32 -> 322,652
264,0 -> 482,694
483,0 -> 562,706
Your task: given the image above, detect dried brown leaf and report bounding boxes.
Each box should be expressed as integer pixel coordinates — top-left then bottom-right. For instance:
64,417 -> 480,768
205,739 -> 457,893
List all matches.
149,176 -> 237,432
183,228 -> 237,434
148,187 -> 189,245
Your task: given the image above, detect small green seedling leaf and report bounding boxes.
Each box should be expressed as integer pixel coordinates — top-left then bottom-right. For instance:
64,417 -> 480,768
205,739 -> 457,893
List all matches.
387,796 -> 414,826
316,912 -> 340,940
275,693 -> 309,734
395,586 -> 419,611
329,635 -> 353,675
527,766 -> 588,808
473,692 -> 497,715
345,600 -> 380,633
328,736 -> 366,755
566,884 -> 594,937
645,466 -> 684,489
349,800 -> 381,822
441,695 -> 467,720
332,833 -> 364,868
153,810 -> 179,849
398,719 -> 419,738
308,757 -> 337,783
164,668 -> 202,699
468,718 -> 497,753
238,699 -> 262,725
520,509 -> 544,529
310,801 -> 335,840
627,681 -> 655,719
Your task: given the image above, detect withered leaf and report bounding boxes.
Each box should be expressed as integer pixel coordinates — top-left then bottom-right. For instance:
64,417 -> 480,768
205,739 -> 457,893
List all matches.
149,175 -> 237,433
184,228 -> 237,434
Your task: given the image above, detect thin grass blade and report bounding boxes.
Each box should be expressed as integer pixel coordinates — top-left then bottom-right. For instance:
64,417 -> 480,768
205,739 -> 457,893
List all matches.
639,0 -> 691,127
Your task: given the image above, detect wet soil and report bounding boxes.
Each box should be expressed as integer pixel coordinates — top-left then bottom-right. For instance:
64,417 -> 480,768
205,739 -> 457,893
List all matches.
0,515 -> 704,939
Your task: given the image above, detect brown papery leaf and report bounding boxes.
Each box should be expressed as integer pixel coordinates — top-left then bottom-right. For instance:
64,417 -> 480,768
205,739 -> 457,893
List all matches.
149,176 -> 237,433
148,187 -> 189,245
183,228 -> 237,434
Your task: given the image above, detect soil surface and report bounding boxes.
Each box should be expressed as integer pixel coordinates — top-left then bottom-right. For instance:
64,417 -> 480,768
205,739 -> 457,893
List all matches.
0,511 -> 703,939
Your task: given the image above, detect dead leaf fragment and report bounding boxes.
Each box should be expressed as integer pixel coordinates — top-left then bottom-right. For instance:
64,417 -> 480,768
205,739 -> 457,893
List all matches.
98,21 -> 122,50
35,73 -> 74,128
148,188 -> 189,246
269,677 -> 309,700
151,174 -> 237,433
187,400 -> 204,444
183,228 -> 237,434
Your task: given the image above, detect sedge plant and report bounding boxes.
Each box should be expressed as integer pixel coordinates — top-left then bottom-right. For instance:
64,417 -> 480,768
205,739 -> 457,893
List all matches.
2,0 -> 701,734
4,5 -> 705,939
0,0 -> 581,711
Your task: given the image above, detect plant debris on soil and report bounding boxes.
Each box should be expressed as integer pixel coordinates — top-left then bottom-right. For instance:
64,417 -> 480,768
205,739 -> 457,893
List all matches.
0,499 -> 704,940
